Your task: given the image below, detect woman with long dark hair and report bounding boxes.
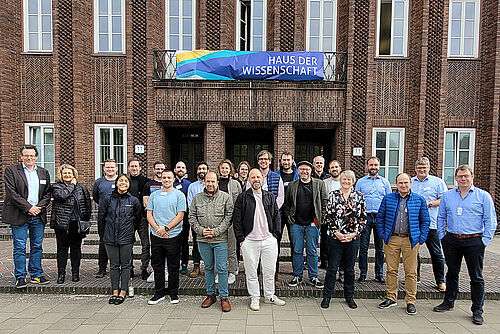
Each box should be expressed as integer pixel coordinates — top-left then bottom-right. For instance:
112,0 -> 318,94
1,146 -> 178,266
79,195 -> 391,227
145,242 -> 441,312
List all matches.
99,174 -> 141,305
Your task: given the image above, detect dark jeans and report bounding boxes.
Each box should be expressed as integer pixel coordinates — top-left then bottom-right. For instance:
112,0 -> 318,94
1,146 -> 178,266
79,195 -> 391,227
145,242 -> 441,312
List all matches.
320,224 -> 328,266
55,220 -> 83,275
191,228 -> 201,264
97,220 -> 108,272
180,213 -> 190,266
323,237 -> 360,300
417,229 -> 445,284
151,233 -> 181,298
358,215 -> 384,278
136,217 -> 150,270
442,234 -> 485,313
276,211 -> 292,273
105,243 -> 133,291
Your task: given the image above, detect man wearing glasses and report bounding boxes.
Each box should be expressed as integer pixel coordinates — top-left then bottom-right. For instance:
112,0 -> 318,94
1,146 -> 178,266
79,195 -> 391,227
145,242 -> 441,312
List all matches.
2,145 -> 52,288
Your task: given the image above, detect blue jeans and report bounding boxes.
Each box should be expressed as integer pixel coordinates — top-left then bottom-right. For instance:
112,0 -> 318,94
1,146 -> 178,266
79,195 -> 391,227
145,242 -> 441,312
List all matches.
358,215 -> 384,278
11,216 -> 45,279
323,237 -> 360,299
290,224 -> 319,279
198,242 -> 228,298
417,228 -> 445,284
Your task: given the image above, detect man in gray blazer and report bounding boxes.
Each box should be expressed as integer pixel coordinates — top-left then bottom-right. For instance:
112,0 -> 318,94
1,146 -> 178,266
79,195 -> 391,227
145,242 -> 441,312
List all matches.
2,145 -> 51,288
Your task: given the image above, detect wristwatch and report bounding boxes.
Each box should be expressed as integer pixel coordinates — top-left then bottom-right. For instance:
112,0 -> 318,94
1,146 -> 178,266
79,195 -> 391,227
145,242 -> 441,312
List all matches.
164,225 -> 170,232
428,202 -> 433,208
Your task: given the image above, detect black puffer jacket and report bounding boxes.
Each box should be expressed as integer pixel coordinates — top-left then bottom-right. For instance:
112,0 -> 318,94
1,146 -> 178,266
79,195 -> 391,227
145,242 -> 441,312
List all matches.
51,182 -> 92,231
98,190 -> 141,246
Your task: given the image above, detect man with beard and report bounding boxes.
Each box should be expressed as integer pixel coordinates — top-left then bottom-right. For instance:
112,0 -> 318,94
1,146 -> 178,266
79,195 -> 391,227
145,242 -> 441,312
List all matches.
186,161 -> 209,278
312,156 -> 331,180
249,150 -> 285,209
173,161 -> 192,275
276,151 -> 299,287
233,169 -> 285,311
128,158 -> 151,280
321,160 -> 342,272
355,157 -> 391,283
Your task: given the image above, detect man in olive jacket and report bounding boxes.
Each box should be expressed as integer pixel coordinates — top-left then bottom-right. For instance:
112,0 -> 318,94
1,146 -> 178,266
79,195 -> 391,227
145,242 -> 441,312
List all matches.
284,161 -> 328,289
190,171 -> 234,312
2,145 -> 52,288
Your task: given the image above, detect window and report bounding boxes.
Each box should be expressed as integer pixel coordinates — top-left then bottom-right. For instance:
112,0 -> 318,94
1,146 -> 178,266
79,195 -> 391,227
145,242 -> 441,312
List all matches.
94,125 -> 127,178
448,0 -> 480,57
376,0 -> 408,56
25,123 -> 55,180
165,0 -> 196,50
94,0 -> 125,53
443,128 -> 475,186
23,0 -> 53,52
372,128 -> 405,184
307,0 -> 337,52
236,0 -> 266,51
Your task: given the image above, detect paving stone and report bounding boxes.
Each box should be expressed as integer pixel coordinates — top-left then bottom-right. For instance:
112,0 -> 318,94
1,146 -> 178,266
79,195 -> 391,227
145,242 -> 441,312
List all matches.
187,325 -> 218,334
246,325 -> 274,334
161,318 -> 192,331
326,319 -> 358,332
273,320 -> 301,331
379,321 -> 414,333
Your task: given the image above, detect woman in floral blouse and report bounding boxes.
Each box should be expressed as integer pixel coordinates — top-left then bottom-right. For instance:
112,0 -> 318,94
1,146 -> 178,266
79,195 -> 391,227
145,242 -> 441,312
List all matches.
321,170 -> 366,310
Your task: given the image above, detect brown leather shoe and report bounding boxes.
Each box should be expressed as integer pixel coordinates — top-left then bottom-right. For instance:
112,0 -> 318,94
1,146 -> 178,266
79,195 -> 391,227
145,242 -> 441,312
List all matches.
189,264 -> 200,278
201,294 -> 217,308
221,298 -> 231,312
438,283 -> 446,292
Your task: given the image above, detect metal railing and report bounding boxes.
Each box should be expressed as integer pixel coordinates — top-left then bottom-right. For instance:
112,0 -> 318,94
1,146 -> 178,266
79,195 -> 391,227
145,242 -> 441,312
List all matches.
153,50 -> 348,83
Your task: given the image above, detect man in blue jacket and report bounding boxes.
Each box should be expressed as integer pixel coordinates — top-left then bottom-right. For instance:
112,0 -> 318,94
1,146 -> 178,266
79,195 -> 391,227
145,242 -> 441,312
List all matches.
376,173 -> 430,315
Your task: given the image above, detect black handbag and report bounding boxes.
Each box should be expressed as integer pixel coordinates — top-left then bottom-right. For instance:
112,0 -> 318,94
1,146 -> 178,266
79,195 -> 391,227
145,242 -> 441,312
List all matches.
74,193 -> 91,235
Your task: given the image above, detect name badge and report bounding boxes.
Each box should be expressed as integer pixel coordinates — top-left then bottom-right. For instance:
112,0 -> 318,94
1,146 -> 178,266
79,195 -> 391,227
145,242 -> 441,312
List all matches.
40,180 -> 47,185
424,187 -> 431,191
160,192 -> 169,196
284,182 -> 290,187
457,207 -> 463,216
111,184 -> 115,188
175,184 -> 182,190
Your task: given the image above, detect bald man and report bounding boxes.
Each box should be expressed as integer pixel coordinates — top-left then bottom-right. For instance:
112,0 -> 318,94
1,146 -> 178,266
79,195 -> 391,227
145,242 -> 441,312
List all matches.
376,173 -> 430,315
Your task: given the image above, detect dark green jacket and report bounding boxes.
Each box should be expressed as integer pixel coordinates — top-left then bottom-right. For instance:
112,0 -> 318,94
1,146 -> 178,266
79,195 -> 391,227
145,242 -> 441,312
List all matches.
283,178 -> 328,225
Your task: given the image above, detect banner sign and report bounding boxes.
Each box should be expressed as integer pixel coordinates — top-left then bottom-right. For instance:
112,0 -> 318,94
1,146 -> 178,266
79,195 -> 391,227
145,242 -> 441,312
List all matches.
176,50 -> 324,81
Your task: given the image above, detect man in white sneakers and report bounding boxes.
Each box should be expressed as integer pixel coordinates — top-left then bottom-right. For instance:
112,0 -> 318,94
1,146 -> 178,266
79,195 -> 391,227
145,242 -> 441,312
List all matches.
232,169 -> 285,311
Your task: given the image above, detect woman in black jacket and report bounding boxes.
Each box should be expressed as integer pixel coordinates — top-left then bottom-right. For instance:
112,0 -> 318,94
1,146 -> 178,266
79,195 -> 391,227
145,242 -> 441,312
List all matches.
51,164 -> 92,284
98,174 -> 141,305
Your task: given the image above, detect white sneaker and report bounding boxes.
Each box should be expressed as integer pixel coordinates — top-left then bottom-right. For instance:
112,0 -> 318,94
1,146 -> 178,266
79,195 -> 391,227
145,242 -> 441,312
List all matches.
264,295 -> 285,306
250,297 -> 260,311
147,272 -> 155,283
228,273 -> 236,285
170,297 -> 179,304
215,273 -> 219,284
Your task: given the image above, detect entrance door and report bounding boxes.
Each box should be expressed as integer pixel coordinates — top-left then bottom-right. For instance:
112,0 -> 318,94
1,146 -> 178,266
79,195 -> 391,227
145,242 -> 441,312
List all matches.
167,128 -> 204,180
295,129 -> 335,163
226,128 -> 274,168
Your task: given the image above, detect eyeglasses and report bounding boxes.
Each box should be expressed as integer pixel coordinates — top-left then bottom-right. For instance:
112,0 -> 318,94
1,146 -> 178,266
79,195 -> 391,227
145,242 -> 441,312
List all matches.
22,155 -> 36,159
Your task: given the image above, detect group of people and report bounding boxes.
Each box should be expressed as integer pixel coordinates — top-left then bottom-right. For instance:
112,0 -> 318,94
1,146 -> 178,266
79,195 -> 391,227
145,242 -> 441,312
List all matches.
2,145 -> 496,325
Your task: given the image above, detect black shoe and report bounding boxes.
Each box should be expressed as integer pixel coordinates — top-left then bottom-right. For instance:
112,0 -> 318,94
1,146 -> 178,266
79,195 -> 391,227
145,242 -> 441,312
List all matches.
57,274 -> 65,284
308,277 -> 324,289
109,295 -> 118,304
320,298 -> 330,309
472,311 -> 483,325
15,277 -> 27,289
288,276 -> 302,287
141,269 -> 149,280
378,299 -> 397,309
180,264 -> 188,275
357,275 -> 366,283
72,273 -> 80,282
375,276 -> 386,283
406,303 -> 417,315
346,299 -> 357,309
95,270 -> 107,278
433,301 -> 454,312
130,269 -> 135,278
338,272 -> 344,283
114,295 -> 126,305
31,276 -> 49,284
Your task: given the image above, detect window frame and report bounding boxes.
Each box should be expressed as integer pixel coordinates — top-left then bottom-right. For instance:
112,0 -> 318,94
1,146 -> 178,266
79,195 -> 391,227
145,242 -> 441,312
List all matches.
372,127 -> 405,185
23,0 -> 53,52
447,0 -> 480,58
165,0 -> 197,51
24,123 -> 55,180
94,124 -> 127,179
306,0 -> 338,52
442,128 -> 476,186
93,0 -> 126,54
235,0 -> 267,51
375,0 -> 409,57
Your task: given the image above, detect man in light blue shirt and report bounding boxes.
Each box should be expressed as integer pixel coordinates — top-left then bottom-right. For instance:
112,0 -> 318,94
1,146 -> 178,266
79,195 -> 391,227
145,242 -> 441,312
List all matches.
355,156 -> 392,283
146,170 -> 186,305
410,157 -> 447,291
186,161 -> 209,278
433,165 -> 497,326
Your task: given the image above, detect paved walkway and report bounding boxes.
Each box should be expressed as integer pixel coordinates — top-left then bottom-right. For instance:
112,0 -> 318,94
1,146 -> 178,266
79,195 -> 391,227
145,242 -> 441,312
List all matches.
0,294 -> 499,333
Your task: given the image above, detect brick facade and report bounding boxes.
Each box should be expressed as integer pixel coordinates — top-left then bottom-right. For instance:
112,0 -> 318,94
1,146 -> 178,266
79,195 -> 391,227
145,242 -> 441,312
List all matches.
1,0 -> 500,224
